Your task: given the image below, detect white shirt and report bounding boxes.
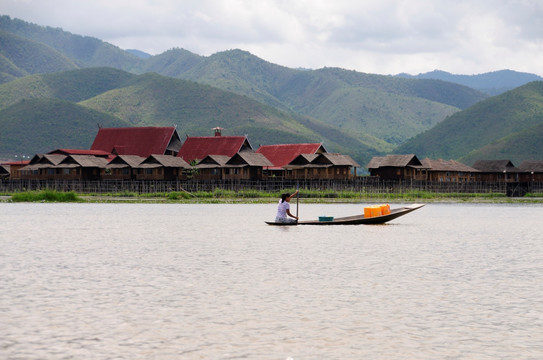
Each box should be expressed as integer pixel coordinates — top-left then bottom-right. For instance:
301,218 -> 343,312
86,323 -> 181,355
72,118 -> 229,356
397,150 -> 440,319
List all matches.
276,200 -> 290,220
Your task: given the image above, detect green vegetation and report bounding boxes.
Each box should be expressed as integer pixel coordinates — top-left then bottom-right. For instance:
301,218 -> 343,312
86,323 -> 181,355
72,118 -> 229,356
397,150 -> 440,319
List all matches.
397,81 -> 543,164
11,190 -> 81,202
1,15 -> 542,166
0,98 -> 128,156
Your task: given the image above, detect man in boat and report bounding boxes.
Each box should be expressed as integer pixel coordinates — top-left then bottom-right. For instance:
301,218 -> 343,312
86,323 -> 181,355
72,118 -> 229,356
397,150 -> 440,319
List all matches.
275,190 -> 299,223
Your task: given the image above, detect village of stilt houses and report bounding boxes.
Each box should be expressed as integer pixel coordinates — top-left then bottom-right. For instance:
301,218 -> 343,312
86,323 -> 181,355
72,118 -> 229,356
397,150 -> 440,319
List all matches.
1,126 -> 543,196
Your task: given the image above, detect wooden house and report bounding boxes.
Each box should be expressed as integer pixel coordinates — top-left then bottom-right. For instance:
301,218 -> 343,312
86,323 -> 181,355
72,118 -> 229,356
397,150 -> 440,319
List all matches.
0,163 -> 10,179
224,152 -> 274,180
102,155 -> 145,180
91,127 -> 182,157
367,154 -> 428,180
19,154 -> 67,179
135,155 -> 191,180
517,160 -> 543,182
256,143 -> 327,178
471,160 -> 521,182
194,155 -> 231,180
177,128 -> 253,164
421,158 -> 479,182
286,153 -> 359,179
1,160 -> 30,179
54,155 -> 110,180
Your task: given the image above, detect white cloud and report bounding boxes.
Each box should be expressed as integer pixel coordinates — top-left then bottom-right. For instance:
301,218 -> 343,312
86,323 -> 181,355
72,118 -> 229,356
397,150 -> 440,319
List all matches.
2,0 -> 542,75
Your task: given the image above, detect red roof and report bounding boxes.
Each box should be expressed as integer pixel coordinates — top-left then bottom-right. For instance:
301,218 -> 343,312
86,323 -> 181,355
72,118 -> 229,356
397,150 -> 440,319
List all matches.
177,136 -> 252,162
256,143 -> 326,168
90,127 -> 178,157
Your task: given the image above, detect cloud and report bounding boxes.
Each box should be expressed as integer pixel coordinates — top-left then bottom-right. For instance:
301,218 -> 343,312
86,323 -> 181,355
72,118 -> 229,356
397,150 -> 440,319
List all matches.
2,0 -> 542,75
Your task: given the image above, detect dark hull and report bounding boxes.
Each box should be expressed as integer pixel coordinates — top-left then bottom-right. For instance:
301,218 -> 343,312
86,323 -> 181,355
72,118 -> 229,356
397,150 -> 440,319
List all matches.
265,204 -> 425,226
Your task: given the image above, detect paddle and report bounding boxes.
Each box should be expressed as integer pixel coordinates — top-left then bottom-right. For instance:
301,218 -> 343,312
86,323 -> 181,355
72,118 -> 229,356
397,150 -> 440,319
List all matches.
296,182 -> 299,220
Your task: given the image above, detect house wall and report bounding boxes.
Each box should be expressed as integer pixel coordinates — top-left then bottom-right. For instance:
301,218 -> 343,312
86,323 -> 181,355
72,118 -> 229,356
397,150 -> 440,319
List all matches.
475,172 -> 519,182
370,167 -> 426,180
286,166 -> 353,180
427,171 -> 476,182
101,168 -> 134,180
135,168 -> 184,181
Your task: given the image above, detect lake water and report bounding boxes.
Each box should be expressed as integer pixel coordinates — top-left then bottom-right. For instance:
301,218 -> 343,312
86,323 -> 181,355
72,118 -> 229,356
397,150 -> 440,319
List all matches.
1,202 -> 542,359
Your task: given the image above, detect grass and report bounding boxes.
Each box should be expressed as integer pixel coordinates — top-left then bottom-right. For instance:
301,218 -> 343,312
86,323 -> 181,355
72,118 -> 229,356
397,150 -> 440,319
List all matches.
10,190 -> 81,202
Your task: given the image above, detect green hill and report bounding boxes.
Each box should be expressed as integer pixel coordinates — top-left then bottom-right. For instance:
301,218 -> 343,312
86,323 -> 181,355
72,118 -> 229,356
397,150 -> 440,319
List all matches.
0,30 -> 77,82
143,49 -> 487,145
0,98 -> 128,156
0,67 -> 136,109
80,72 -> 379,163
0,69 -> 378,164
396,81 -> 543,163
0,15 -> 489,149
397,69 -> 543,96
460,122 -> 543,165
0,15 -> 140,70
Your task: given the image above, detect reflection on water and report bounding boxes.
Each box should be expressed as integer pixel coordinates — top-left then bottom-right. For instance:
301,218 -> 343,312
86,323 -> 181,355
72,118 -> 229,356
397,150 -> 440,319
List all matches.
1,203 -> 542,359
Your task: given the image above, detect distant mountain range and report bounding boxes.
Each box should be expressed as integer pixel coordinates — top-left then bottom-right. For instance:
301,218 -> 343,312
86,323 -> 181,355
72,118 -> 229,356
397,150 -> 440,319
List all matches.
1,15 -> 542,165
396,70 -> 543,96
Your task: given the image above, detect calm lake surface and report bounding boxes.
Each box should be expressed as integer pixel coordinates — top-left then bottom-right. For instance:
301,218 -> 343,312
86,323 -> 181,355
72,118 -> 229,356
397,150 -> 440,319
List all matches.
1,202 -> 542,359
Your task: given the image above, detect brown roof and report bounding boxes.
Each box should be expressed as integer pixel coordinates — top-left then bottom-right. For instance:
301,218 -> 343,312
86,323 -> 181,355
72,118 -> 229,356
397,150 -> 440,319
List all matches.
421,158 -> 479,172
288,153 -> 360,168
289,154 -> 319,166
21,154 -> 67,170
317,153 -> 360,167
106,155 -> 145,168
138,155 -> 191,169
59,155 -> 110,168
195,155 -> 231,168
226,152 -> 274,167
518,160 -> 543,173
472,160 -> 520,172
367,154 -> 424,169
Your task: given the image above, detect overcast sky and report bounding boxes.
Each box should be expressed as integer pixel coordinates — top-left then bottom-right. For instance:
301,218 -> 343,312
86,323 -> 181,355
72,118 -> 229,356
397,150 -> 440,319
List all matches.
3,0 -> 543,76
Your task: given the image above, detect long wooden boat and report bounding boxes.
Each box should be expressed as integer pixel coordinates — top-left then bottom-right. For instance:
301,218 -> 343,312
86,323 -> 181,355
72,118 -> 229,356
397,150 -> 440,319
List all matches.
265,204 -> 425,226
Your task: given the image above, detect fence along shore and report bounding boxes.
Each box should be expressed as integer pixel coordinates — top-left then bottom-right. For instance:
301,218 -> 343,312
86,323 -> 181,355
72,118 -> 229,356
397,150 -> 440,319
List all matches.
2,178 -> 542,197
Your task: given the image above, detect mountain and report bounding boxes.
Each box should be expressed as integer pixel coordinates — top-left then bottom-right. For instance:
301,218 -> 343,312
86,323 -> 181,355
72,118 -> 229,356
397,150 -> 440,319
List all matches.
397,70 -> 543,96
0,15 -> 140,73
137,49 -> 487,145
395,81 -> 543,165
0,30 -> 78,81
0,15 -> 488,149
0,68 -> 376,163
0,98 -> 128,156
2,15 -> 542,164
0,67 -> 135,109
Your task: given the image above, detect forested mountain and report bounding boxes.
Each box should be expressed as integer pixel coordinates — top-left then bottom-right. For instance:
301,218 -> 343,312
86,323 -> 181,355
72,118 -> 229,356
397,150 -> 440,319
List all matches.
0,98 -> 128,156
0,68 -> 376,163
396,81 -> 543,165
1,14 -> 542,165
397,70 -> 543,96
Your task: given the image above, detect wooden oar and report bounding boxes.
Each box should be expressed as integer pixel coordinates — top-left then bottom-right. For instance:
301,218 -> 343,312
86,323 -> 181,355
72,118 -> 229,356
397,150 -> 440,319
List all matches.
296,183 -> 299,219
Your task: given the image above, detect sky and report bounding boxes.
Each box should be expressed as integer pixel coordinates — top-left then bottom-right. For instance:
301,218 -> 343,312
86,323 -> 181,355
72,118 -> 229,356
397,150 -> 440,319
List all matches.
3,0 -> 543,76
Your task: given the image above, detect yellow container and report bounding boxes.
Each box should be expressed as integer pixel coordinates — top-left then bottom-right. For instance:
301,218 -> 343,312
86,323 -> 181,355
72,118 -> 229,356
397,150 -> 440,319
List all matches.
380,204 -> 391,215
364,205 -> 382,218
